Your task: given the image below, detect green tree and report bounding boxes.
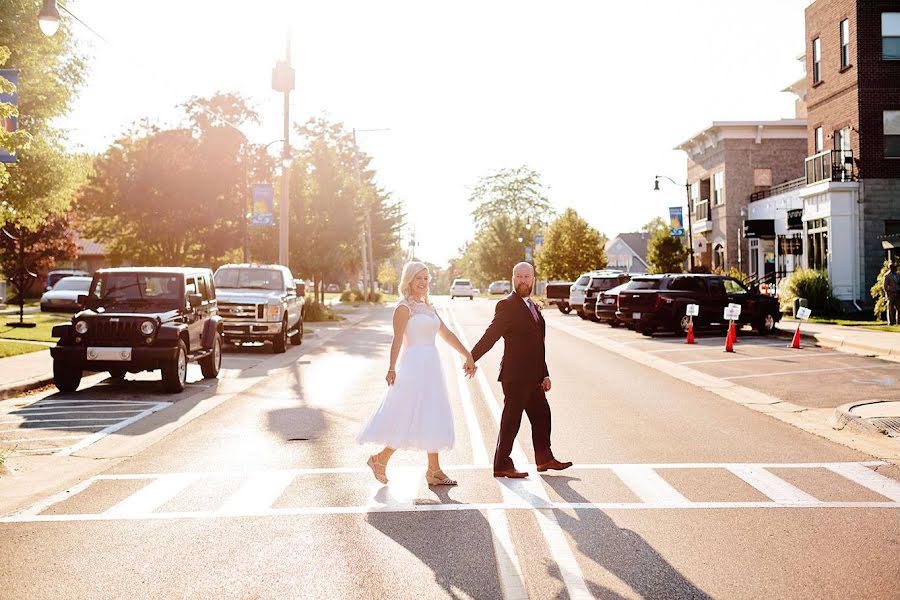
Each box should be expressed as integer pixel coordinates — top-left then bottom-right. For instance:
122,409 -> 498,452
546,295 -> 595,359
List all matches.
642,216 -> 667,235
646,226 -> 690,274
469,166 -> 553,230
0,0 -> 87,226
870,259 -> 896,320
535,208 -> 607,281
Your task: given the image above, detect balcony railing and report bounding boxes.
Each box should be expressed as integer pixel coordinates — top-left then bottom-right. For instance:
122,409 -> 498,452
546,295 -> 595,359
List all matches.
749,177 -> 806,201
805,149 -> 854,185
694,199 -> 709,221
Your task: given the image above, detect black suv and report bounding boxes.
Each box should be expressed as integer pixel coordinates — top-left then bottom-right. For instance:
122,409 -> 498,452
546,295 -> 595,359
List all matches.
50,267 -> 224,394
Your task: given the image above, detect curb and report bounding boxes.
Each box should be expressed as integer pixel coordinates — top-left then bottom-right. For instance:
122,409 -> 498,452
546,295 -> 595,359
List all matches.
773,325 -> 899,360
0,376 -> 54,400
830,401 -> 899,438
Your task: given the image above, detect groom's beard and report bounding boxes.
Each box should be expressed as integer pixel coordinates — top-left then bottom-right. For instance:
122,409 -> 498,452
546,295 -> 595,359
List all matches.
515,282 -> 532,297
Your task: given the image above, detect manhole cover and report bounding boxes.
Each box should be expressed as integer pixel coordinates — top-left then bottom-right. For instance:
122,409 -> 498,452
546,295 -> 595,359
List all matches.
870,418 -> 900,437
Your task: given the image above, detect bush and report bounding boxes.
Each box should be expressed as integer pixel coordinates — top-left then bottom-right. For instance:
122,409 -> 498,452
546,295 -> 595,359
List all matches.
339,289 -> 383,303
869,259 -> 897,320
302,302 -> 342,322
780,269 -> 842,315
712,267 -> 750,285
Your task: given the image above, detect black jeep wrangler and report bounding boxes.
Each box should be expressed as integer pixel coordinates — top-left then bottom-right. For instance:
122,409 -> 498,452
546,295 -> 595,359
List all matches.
50,267 -> 224,394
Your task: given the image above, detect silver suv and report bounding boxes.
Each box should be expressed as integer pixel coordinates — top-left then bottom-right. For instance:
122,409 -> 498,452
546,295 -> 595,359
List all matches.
213,264 -> 304,353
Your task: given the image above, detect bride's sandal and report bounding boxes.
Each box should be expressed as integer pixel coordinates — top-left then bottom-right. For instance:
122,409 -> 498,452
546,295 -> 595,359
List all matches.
367,455 -> 389,485
425,469 -> 458,486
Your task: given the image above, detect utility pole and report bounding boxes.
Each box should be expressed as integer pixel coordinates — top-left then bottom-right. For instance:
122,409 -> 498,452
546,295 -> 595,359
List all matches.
352,127 -> 389,299
272,30 -> 294,267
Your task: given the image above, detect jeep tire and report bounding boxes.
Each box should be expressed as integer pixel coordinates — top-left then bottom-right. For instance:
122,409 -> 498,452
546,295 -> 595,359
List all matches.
756,311 -> 776,336
162,340 -> 188,394
272,318 -> 288,353
289,319 -> 303,346
200,332 -> 222,379
53,361 -> 82,393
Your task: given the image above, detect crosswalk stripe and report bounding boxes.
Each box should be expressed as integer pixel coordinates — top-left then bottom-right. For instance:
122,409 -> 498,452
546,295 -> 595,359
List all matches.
219,472 -> 296,515
105,474 -> 196,517
826,463 -> 900,502
612,465 -> 691,505
727,465 -> 818,504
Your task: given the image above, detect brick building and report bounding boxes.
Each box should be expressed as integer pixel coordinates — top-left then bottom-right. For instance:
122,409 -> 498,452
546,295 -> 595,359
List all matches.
675,121 -> 808,272
800,0 -> 900,302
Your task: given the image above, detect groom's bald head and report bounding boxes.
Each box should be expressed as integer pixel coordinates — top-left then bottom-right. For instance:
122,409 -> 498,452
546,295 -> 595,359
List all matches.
512,262 -> 535,297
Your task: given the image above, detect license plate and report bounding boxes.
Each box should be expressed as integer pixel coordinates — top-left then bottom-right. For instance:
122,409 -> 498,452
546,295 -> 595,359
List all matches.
87,347 -> 132,361
632,312 -> 641,320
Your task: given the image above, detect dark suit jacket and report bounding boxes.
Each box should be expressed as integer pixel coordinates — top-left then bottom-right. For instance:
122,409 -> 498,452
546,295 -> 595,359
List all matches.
471,293 -> 549,384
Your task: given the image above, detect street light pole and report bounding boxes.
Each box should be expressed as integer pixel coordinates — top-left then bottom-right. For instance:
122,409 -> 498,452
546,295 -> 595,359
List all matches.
654,175 -> 695,272
272,31 -> 294,268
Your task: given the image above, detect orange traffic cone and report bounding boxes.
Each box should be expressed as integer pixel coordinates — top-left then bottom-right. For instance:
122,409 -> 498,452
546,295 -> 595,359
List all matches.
789,323 -> 802,349
686,320 -> 695,344
724,320 -> 735,352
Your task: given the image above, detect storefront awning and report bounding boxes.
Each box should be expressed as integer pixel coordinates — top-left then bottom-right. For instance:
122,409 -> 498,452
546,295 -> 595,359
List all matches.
743,219 -> 775,239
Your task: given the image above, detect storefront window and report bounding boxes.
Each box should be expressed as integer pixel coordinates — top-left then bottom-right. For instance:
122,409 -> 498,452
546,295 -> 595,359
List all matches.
807,218 -> 829,271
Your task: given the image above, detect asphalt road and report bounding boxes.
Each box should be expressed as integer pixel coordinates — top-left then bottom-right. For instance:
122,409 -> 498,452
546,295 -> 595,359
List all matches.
1,296 -> 899,599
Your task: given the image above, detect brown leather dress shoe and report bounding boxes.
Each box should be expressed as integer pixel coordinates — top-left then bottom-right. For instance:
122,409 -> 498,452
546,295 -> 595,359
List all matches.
493,469 -> 529,478
536,459 -> 573,472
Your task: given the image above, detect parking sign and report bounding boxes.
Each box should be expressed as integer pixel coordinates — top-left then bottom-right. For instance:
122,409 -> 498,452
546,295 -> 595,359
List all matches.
686,304 -> 699,317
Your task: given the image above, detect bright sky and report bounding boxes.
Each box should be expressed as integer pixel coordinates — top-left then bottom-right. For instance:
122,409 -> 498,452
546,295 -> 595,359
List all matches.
59,0 -> 810,265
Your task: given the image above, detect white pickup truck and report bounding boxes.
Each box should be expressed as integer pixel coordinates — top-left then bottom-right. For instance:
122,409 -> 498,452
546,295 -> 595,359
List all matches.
213,264 -> 304,353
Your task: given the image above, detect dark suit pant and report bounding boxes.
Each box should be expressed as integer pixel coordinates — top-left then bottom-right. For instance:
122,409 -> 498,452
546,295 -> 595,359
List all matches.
494,381 -> 553,471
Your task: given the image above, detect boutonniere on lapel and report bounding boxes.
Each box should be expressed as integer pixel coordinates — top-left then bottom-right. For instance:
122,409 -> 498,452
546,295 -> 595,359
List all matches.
532,299 -> 545,311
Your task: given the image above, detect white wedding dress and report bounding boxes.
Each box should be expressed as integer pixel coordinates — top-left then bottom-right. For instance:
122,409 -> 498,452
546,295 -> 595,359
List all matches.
357,299 -> 455,453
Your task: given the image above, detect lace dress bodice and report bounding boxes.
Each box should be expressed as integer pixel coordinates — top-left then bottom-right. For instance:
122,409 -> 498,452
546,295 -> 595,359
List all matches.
398,299 -> 440,348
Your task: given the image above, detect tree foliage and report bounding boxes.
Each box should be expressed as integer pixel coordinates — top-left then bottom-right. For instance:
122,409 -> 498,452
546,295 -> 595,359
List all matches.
469,166 -> 553,231
0,214 -> 78,297
535,208 -> 607,281
646,226 -> 690,274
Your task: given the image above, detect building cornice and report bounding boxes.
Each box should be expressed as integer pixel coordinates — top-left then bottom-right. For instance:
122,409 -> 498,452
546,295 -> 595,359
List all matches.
675,120 -> 808,160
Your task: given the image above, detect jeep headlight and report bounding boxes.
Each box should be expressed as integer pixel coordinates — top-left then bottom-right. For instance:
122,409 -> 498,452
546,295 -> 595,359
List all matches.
265,305 -> 281,320
140,320 -> 155,336
74,320 -> 88,334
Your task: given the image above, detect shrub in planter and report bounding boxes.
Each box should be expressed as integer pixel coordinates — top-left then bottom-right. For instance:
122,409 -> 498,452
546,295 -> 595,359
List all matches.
781,268 -> 843,315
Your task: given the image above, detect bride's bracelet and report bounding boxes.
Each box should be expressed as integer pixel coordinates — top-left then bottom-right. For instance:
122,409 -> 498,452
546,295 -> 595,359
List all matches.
387,369 -> 395,373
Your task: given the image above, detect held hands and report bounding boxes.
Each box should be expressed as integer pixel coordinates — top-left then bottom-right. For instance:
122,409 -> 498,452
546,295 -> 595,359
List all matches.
463,355 -> 477,379
541,377 -> 551,392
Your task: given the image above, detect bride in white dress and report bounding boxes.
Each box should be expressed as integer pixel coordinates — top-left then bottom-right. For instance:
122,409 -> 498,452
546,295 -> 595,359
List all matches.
358,261 -> 476,486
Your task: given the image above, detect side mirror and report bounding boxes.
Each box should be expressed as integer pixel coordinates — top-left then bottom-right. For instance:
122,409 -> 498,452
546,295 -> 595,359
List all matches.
188,293 -> 203,308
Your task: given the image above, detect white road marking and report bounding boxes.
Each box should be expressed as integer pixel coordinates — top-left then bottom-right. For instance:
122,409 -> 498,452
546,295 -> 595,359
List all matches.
678,351 -> 845,365
486,508 -> 528,600
14,399 -> 160,405
105,474 -> 196,517
0,418 -> 127,424
721,363 -> 900,380
448,308 -> 591,600
57,402 -> 171,456
11,407 -> 153,414
0,434 -> 88,443
443,319 -> 490,466
827,463 -> 900,502
612,465 -> 691,505
648,342 -> 792,353
727,465 -> 818,504
219,471 -> 296,515
0,425 -> 109,433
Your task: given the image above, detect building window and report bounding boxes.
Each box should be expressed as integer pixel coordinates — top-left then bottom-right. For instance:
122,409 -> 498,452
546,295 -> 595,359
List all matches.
840,19 -> 850,68
807,218 -> 829,271
713,244 -> 725,270
883,13 -> 900,60
812,37 -> 821,82
713,171 -> 725,206
815,127 -> 824,153
690,181 -> 699,215
885,111 -> 900,158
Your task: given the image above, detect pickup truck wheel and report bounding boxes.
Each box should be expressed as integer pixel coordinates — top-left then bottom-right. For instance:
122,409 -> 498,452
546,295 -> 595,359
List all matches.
108,368 -> 127,380
290,318 -> 303,345
588,312 -> 599,322
609,319 -> 622,328
53,361 -> 82,393
640,326 -> 654,337
557,305 -> 571,314
756,312 -> 776,335
200,332 -> 222,379
675,315 -> 692,336
272,319 -> 288,353
577,310 -> 589,320
162,341 -> 188,394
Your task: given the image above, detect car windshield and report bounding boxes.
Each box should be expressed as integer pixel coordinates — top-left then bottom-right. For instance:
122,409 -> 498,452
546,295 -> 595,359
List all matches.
454,280 -> 471,286
215,268 -> 284,290
574,276 -> 590,286
629,279 -> 662,290
589,277 -> 620,291
52,278 -> 91,292
94,273 -> 183,304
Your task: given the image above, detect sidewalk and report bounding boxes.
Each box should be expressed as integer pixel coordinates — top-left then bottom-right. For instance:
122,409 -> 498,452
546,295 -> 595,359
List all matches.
0,349 -> 53,399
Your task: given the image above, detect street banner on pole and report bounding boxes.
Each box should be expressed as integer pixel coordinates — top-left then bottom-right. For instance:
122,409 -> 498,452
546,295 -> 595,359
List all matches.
525,246 -> 533,263
669,206 -> 684,237
250,184 -> 274,226
0,69 -> 19,164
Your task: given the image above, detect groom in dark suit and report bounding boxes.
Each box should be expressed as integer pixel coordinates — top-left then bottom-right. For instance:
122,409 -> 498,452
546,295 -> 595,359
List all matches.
470,262 -> 572,478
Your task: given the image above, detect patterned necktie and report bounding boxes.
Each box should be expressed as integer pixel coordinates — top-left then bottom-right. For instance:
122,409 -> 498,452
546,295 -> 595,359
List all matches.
526,298 -> 539,321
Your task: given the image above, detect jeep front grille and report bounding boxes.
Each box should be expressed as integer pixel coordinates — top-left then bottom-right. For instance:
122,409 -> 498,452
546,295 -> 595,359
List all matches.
219,303 -> 263,320
84,320 -> 142,345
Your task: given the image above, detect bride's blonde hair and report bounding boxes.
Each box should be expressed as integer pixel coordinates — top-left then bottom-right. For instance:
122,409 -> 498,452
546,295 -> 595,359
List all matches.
399,261 -> 430,303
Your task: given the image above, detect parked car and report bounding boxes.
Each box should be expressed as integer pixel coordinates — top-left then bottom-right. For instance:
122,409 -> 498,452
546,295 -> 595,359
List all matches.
45,269 -> 90,292
545,281 -> 574,313
616,274 -> 782,336
450,278 -> 475,300
50,267 -> 223,394
488,280 -> 511,295
40,276 -> 92,312
569,270 -> 628,319
582,271 -> 633,321
214,264 -> 304,353
594,281 -> 633,327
